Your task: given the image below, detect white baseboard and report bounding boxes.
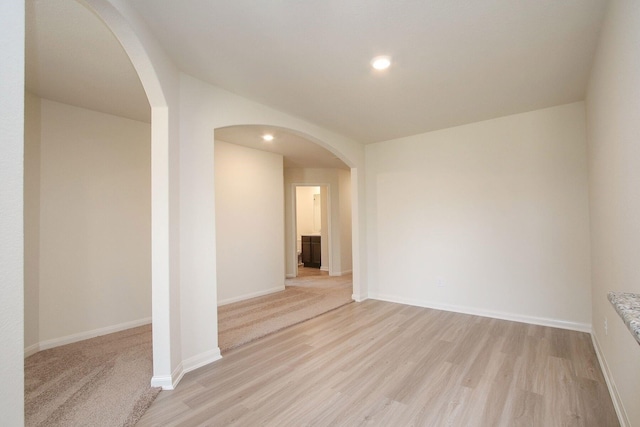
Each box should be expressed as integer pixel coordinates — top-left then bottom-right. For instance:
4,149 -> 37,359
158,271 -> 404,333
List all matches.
320,266 -> 329,272
371,293 -> 591,333
352,294 -> 367,303
183,348 -> 222,374
151,348 -> 222,391
286,273 -> 296,279
218,286 -> 285,306
26,317 -> 152,357
329,269 -> 353,277
24,343 -> 40,358
151,362 -> 184,390
591,333 -> 629,427
150,373 -> 175,390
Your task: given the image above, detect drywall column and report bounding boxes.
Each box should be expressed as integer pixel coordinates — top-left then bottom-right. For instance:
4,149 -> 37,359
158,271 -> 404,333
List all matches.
320,186 -> 330,271
586,1 -> 640,424
338,170 -> 353,275
84,0 -> 183,388
24,92 -> 41,353
177,84 -> 219,372
351,167 -> 367,300
0,0 -> 25,424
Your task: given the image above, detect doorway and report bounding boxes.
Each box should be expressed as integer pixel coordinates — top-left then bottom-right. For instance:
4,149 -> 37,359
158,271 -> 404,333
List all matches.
295,185 -> 329,276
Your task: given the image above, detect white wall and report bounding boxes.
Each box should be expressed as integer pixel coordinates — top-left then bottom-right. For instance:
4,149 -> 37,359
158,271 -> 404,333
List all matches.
24,91 -> 41,352
37,99 -> 151,343
215,140 -> 285,304
0,0 -> 25,423
296,186 -> 320,238
284,168 -> 353,277
586,1 -> 640,425
367,102 -> 592,330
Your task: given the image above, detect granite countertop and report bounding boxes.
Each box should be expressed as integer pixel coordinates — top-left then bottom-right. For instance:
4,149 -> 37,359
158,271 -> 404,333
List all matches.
608,292 -> 640,345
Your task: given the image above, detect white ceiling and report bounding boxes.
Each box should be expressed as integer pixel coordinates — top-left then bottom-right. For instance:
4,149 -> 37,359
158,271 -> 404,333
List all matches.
26,0 -> 609,146
25,0 -> 150,123
129,0 -> 609,143
215,126 -> 349,170
24,0 -> 345,168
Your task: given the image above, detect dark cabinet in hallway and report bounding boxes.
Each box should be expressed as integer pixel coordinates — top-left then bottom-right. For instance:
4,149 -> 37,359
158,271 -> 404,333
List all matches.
301,235 -> 321,268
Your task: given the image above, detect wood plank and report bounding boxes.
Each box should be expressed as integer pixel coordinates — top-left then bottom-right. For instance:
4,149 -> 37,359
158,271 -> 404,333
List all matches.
137,300 -> 620,426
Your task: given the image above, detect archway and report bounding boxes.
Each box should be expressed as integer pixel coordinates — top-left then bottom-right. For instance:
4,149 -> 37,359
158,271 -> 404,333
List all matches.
21,1 -> 169,424
79,0 -> 175,388
212,124 -> 355,352
51,3 -> 367,389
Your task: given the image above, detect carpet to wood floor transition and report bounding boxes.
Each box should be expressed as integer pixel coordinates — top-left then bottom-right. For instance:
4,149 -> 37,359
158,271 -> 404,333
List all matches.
218,272 -> 354,352
24,272 -> 353,426
24,325 -> 159,427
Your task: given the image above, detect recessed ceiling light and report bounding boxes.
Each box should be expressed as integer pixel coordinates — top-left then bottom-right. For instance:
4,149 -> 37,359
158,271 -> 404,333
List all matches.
262,134 -> 274,142
371,56 -> 391,70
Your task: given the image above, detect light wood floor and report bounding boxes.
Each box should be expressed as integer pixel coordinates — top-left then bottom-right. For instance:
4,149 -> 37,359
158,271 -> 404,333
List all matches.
217,272 -> 352,352
138,300 -> 619,426
296,266 -> 329,277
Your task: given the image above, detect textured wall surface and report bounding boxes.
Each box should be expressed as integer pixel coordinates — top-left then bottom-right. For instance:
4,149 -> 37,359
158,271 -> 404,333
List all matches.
0,0 -> 25,424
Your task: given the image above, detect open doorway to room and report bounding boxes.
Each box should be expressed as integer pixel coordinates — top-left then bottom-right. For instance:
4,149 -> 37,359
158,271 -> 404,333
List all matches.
294,185 -> 329,277
23,1 -> 156,425
213,125 -> 354,353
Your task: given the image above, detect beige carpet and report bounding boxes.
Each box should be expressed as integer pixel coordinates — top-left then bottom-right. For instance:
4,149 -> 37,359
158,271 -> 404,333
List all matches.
218,272 -> 353,352
25,325 -> 160,427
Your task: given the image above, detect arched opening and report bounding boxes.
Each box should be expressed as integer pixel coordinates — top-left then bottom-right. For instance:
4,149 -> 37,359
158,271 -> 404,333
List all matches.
23,0 -> 167,424
79,0 -> 175,390
22,0 -> 367,398
213,125 -> 355,352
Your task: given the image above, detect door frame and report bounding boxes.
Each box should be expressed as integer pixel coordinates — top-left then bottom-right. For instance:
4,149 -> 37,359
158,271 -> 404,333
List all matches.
290,183 -> 332,277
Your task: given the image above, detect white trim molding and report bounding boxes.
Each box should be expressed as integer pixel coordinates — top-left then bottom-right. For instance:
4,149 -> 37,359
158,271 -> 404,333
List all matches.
591,333 -> 629,427
151,348 -> 222,390
331,269 -> 352,277
352,294 -> 367,303
151,362 -> 184,390
218,286 -> 285,306
24,343 -> 40,358
26,317 -> 152,357
183,348 -> 222,374
370,294 -> 591,333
